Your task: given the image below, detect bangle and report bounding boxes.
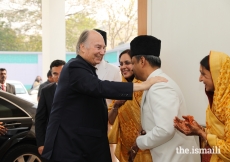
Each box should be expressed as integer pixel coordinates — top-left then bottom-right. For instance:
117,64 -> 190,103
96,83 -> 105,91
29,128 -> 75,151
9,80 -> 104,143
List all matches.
203,138 -> 208,146
199,125 -> 206,132
131,145 -> 138,154
202,127 -> 205,132
131,147 -> 136,154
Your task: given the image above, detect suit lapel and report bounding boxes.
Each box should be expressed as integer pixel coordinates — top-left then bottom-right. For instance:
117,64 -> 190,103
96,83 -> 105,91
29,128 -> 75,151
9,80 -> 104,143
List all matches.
140,90 -> 147,123
51,83 -> 57,98
141,90 -> 147,110
6,83 -> 10,93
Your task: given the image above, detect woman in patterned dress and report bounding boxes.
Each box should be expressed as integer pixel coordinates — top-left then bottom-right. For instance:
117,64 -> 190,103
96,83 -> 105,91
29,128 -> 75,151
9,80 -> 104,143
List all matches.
174,51 -> 230,162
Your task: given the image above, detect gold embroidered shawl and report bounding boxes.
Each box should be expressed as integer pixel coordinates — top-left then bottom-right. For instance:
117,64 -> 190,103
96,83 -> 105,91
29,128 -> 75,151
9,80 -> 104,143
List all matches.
205,51 -> 230,162
108,77 -> 152,162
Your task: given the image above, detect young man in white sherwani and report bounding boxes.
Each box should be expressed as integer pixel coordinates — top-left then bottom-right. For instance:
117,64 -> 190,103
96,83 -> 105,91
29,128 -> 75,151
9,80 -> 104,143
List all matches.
129,35 -> 201,162
94,29 -> 121,162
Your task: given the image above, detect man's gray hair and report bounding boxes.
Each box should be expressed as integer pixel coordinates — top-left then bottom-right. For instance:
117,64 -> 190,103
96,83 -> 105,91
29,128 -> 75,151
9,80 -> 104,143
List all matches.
135,55 -> 161,68
76,30 -> 90,54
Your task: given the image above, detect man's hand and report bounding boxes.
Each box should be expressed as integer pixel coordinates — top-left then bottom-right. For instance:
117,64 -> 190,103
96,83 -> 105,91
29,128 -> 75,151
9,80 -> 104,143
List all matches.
114,100 -> 126,109
0,122 -> 7,136
128,129 -> 146,162
38,146 -> 44,155
134,76 -> 168,92
128,144 -> 139,162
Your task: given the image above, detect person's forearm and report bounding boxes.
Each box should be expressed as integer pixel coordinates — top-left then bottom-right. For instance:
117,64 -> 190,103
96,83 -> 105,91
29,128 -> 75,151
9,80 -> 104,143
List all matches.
108,108 -> 118,125
198,129 -> 207,141
133,83 -> 146,92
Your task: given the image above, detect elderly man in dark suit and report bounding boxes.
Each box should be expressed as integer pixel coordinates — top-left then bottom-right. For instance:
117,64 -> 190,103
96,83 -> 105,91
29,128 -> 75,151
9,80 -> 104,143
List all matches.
42,30 -> 167,162
35,60 -> 66,155
0,68 -> 15,95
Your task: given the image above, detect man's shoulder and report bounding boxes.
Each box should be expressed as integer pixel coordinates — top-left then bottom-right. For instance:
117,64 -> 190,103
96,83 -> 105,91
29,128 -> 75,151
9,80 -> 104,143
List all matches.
6,83 -> 15,88
148,72 -> 176,90
42,83 -> 56,91
106,62 -> 120,71
148,72 -> 183,98
67,56 -> 89,69
40,81 -> 50,88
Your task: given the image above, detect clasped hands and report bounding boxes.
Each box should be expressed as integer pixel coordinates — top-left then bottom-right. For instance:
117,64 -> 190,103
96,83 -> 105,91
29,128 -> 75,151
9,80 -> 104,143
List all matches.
173,116 -> 205,138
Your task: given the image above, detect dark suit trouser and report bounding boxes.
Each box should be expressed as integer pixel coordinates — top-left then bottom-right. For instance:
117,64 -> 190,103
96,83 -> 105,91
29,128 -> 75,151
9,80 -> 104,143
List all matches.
50,130 -> 112,162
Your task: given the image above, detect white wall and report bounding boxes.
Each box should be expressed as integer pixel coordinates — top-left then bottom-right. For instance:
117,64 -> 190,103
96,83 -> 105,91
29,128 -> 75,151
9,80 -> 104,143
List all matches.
148,0 -> 230,125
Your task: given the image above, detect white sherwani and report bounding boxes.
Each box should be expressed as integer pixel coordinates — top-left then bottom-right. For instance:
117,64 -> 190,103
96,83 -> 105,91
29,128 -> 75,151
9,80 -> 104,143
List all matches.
136,69 -> 200,162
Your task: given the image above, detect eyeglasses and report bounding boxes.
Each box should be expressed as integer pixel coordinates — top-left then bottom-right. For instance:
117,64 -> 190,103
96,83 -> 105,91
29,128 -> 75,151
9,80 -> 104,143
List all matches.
119,61 -> 132,66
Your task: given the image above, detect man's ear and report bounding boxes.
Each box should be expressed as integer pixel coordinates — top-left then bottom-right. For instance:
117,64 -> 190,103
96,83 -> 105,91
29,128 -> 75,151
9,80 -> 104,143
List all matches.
140,56 -> 146,67
80,43 -> 86,53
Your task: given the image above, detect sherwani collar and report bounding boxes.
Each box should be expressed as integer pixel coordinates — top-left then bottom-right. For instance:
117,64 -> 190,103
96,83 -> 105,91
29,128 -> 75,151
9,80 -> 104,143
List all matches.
95,60 -> 108,79
140,68 -> 162,109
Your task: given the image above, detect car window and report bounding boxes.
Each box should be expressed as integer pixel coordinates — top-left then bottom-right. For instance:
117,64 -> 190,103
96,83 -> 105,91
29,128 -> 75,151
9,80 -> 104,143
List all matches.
10,83 -> 27,94
0,98 -> 29,118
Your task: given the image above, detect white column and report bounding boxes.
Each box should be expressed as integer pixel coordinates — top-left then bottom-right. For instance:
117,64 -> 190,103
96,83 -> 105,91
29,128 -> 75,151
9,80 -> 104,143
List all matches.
42,0 -> 65,80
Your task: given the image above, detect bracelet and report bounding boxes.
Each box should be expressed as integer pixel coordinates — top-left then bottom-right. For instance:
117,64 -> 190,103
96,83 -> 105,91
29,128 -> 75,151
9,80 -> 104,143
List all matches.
131,147 -> 136,154
202,127 -> 205,132
131,145 -> 139,154
205,139 -> 208,146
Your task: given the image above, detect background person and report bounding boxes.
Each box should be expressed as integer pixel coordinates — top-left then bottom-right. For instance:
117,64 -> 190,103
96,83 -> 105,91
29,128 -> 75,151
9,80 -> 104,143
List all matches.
94,29 -> 122,162
31,75 -> 42,90
174,51 -> 230,162
35,60 -> 66,155
130,35 -> 200,162
108,49 -> 152,162
42,30 -> 167,162
94,29 -> 122,106
0,68 -> 15,95
0,122 -> 7,136
37,70 -> 54,101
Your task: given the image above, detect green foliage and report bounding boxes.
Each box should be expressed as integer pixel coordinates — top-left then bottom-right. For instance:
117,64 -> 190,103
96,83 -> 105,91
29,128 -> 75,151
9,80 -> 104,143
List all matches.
0,0 -> 42,33
0,21 -> 42,51
0,0 -> 137,51
66,13 -> 97,52
19,34 -> 42,51
0,22 -> 21,51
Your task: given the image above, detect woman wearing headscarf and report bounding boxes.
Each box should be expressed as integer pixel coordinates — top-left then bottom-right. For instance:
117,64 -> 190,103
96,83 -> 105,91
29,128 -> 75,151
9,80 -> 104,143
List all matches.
174,51 -> 230,162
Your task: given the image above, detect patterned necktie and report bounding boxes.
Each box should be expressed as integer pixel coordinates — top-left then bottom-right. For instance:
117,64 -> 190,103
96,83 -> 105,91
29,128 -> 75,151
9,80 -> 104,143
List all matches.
1,84 -> 6,91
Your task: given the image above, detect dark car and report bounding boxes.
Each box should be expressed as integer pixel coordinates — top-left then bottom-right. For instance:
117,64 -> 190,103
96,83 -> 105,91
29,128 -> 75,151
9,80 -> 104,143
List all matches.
0,91 -> 42,162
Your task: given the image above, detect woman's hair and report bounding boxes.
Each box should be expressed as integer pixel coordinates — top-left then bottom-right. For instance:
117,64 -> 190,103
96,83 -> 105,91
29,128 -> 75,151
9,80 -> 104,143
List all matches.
200,55 -> 210,71
35,76 -> 42,82
119,49 -> 131,61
